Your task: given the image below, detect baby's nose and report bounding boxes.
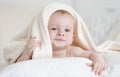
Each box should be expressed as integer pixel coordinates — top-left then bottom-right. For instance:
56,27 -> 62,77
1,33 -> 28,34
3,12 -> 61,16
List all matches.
57,33 -> 64,36
57,29 -> 65,36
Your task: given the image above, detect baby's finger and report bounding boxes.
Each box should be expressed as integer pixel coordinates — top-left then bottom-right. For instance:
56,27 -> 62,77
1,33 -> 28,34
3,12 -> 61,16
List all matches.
32,38 -> 41,44
99,64 -> 106,75
27,39 -> 35,45
86,63 -> 93,66
32,43 -> 41,47
27,43 -> 41,51
93,62 -> 98,72
95,63 -> 101,75
31,41 -> 41,45
29,36 -> 37,41
32,38 -> 39,42
29,38 -> 41,45
32,44 -> 41,50
103,65 -> 106,71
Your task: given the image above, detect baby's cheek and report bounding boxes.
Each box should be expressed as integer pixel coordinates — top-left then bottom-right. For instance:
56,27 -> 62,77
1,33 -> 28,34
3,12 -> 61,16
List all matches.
67,37 -> 73,44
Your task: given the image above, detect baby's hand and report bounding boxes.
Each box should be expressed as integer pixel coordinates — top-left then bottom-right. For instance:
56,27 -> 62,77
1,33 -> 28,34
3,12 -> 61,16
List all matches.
25,37 -> 41,56
16,37 -> 41,62
87,59 -> 106,76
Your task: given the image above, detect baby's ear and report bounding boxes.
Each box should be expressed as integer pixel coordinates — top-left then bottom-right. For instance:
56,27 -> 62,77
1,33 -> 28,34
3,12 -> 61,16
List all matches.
71,34 -> 75,45
72,33 -> 75,39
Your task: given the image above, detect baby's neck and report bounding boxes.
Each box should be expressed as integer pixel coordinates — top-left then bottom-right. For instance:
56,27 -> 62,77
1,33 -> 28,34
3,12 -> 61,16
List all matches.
52,47 -> 69,58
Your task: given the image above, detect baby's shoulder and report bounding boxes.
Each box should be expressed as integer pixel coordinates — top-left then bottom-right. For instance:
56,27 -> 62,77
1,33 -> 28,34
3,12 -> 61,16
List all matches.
70,46 -> 84,52
70,46 -> 84,56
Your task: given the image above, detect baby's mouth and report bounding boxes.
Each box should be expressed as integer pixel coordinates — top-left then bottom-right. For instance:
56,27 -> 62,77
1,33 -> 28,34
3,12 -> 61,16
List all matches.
55,39 -> 65,41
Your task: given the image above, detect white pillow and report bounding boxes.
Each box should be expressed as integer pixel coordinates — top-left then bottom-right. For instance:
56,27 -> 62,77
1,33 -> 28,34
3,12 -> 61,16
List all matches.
0,58 -> 96,77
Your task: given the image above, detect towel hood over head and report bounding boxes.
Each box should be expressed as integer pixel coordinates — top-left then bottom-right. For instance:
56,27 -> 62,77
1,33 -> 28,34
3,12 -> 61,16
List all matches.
31,3 -> 97,59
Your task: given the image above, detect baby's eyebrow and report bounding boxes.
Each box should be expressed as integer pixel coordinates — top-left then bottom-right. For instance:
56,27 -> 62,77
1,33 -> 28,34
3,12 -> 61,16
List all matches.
48,24 -> 58,27
65,25 -> 73,29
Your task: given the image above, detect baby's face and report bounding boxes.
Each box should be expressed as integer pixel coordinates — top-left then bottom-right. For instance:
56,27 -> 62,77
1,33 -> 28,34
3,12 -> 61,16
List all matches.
48,12 -> 75,49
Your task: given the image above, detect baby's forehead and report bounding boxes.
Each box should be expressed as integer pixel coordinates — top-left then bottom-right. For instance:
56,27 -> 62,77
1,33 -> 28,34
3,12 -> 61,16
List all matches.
50,10 -> 75,22
48,10 -> 76,29
49,25 -> 74,28
55,10 -> 75,21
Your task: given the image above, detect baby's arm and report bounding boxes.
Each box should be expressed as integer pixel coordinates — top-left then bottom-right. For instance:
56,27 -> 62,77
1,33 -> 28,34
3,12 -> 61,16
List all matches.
88,52 -> 106,75
15,48 -> 33,62
72,46 -> 92,58
16,37 -> 41,62
72,46 -> 106,76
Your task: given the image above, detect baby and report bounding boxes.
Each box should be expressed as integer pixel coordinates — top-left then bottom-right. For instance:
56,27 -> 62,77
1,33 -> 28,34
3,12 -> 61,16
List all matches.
16,10 -> 106,76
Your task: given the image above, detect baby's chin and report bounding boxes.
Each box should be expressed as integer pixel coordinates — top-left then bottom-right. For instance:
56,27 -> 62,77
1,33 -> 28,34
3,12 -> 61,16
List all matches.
52,44 -> 69,50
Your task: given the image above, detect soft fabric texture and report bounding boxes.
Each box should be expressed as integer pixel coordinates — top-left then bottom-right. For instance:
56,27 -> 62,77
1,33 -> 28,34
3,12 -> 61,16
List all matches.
100,52 -> 120,77
0,2 -> 120,68
0,58 -> 96,77
97,41 -> 120,52
0,57 -> 120,77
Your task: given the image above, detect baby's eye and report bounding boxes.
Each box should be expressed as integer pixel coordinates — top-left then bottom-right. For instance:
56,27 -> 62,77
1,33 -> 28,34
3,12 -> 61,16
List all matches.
51,28 -> 57,30
65,29 -> 71,32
